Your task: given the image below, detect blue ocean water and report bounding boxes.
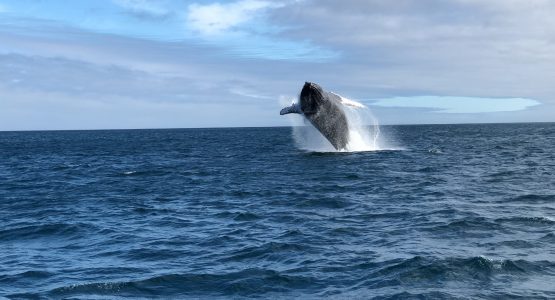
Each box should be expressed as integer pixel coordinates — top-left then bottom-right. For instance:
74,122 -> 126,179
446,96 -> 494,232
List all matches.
1,123 -> 554,299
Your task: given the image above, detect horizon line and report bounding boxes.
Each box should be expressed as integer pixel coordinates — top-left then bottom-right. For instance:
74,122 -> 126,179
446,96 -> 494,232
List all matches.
1,121 -> 554,133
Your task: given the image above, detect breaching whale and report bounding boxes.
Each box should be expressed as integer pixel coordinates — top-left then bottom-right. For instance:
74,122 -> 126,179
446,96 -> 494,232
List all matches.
280,82 -> 365,150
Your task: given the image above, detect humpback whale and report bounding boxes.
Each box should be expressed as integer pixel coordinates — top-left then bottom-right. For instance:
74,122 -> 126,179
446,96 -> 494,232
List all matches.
280,82 -> 364,150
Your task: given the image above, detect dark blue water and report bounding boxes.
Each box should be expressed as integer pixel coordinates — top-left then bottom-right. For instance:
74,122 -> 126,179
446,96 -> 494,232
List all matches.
1,123 -> 554,299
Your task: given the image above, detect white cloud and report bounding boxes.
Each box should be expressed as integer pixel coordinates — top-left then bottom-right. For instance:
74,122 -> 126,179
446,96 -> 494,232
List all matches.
371,96 -> 540,114
183,0 -> 329,60
186,0 -> 281,35
0,3 -> 7,13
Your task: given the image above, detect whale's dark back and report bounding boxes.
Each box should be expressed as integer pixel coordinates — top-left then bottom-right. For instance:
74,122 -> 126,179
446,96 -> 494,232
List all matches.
300,82 -> 349,150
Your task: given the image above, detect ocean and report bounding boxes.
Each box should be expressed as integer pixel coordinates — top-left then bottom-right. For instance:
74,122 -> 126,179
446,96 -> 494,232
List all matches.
1,123 -> 554,299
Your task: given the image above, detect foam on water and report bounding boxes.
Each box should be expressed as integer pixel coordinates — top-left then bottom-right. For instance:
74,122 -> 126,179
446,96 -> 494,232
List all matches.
280,96 -> 389,152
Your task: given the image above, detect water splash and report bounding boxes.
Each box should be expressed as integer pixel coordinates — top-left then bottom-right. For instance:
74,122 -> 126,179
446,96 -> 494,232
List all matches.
280,96 -> 388,152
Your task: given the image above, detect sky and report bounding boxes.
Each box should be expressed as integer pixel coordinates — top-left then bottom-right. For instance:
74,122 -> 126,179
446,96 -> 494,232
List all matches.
1,0 -> 554,130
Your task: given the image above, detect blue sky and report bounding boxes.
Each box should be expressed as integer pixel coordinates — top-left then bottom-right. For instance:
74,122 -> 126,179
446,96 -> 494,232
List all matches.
1,0 -> 554,130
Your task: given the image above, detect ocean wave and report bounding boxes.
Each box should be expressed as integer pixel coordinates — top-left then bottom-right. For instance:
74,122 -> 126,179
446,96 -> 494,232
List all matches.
424,217 -> 504,237
504,194 -> 555,204
0,222 -> 95,241
221,242 -> 312,263
46,269 -> 318,298
480,239 -> 536,249
495,216 -> 555,226
7,256 -> 553,298
115,169 -> 172,177
358,256 -> 554,289
0,270 -> 54,286
294,196 -> 354,209
540,233 -> 555,242
213,211 -> 261,222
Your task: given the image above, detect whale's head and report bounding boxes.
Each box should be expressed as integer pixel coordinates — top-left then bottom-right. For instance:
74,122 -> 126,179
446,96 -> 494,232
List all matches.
280,82 -> 324,116
299,82 -> 325,115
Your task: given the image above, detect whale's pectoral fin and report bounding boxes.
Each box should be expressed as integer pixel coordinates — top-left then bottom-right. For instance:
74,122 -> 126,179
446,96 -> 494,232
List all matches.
280,103 -> 302,115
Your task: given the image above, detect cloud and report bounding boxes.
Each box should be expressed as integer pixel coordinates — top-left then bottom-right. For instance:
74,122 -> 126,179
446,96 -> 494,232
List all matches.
183,0 -> 333,60
0,3 -> 6,13
0,87 -> 277,130
270,0 -> 555,58
186,0 -> 281,36
370,96 -> 540,113
112,0 -> 170,18
0,51 -> 278,105
267,0 -> 555,101
1,0 -> 555,130
0,52 -> 283,130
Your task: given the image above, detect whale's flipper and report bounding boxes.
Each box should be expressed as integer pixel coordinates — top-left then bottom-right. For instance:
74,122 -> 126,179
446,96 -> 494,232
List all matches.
280,103 -> 302,115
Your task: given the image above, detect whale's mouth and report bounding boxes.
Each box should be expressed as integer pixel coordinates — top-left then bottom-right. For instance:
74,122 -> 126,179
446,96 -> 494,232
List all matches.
280,103 -> 302,115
